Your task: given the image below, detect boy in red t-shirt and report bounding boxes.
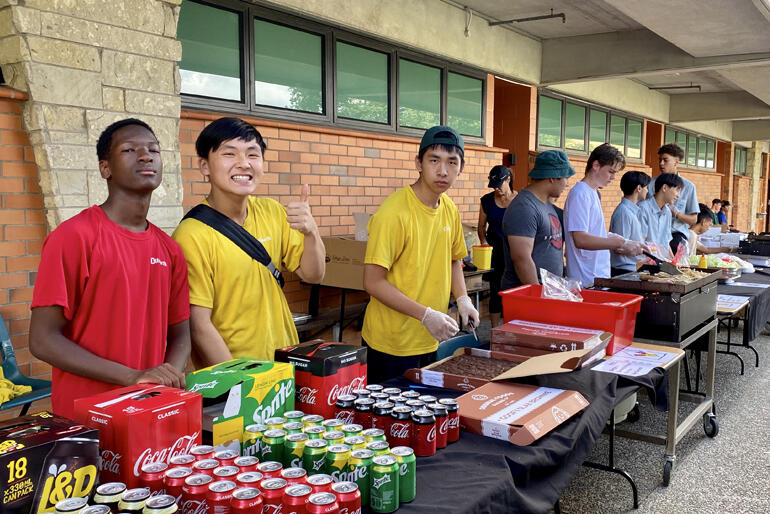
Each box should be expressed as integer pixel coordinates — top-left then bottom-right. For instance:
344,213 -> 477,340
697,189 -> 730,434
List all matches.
30,118 -> 191,418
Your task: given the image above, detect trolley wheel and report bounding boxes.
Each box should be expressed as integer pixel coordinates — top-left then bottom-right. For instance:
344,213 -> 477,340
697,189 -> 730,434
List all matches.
703,413 -> 719,438
662,460 -> 673,486
626,404 -> 640,423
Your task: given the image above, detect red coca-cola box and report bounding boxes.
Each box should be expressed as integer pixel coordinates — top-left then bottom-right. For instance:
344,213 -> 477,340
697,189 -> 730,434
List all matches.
73,384 -> 202,488
275,341 -> 367,419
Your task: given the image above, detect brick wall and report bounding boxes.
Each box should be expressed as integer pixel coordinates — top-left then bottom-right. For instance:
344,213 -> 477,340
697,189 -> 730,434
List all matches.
180,110 -> 505,312
679,169 -> 723,208
733,175 -> 753,232
0,88 -> 50,418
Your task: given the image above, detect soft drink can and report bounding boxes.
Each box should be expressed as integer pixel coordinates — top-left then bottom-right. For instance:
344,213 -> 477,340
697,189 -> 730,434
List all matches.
213,465 -> 239,482
181,474 -> 212,513
346,449 -> 373,506
418,395 -> 437,404
428,403 -> 448,449
233,455 -> 260,473
411,409 -> 436,457
282,483 -> 313,514
82,506 -> 111,514
405,399 -> 425,410
372,402 -> 394,434
369,393 -> 389,403
189,444 -> 215,461
162,468 -> 192,504
307,492 -> 339,514
361,428 -> 386,443
54,497 -> 88,513
322,430 -> 345,446
366,440 -> 390,456
259,478 -> 288,513
118,487 -> 151,511
142,494 -> 178,513
439,398 -> 460,443
388,396 -> 407,407
321,418 -> 345,430
261,429 -> 287,464
334,394 -> 357,425
305,425 -> 325,439
382,388 -> 401,396
370,455 -> 399,513
284,421 -> 305,435
400,391 -> 419,400
302,439 -> 328,475
235,471 -> 263,488
206,480 -> 236,513
282,466 -> 309,485
257,460 -> 284,479
192,458 -> 219,477
286,432 -> 310,468
93,482 -> 126,511
390,446 -> 416,503
169,454 -> 196,467
242,424 -> 266,458
341,424 -> 363,437
353,398 -> 375,428
343,435 -> 367,451
325,444 -> 351,479
230,487 -> 262,514
214,449 -> 239,467
331,481 -> 361,514
284,410 -> 306,422
301,414 -> 324,427
352,388 -> 370,399
388,406 -> 412,447
306,473 -> 333,494
365,384 -> 383,393
265,416 -> 286,430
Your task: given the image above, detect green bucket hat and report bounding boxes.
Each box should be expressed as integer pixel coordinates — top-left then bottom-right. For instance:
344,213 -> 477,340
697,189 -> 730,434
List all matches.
529,150 -> 576,179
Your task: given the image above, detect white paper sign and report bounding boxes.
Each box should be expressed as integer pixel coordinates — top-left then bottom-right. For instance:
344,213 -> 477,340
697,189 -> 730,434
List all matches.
593,357 -> 656,377
420,369 -> 444,388
726,282 -> 769,288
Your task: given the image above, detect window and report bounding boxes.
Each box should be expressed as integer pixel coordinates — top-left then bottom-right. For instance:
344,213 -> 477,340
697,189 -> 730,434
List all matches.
665,128 -> 675,144
627,120 -> 642,159
664,126 -> 717,170
538,96 -> 562,147
706,140 -> 715,168
734,147 -> 748,175
610,115 -> 625,151
447,73 -> 483,137
564,103 -> 585,151
686,135 -> 697,166
589,109 -> 607,150
178,1 -> 486,140
253,19 -> 323,113
398,59 -> 440,129
178,2 -> 242,101
336,42 -> 389,124
697,138 -> 707,167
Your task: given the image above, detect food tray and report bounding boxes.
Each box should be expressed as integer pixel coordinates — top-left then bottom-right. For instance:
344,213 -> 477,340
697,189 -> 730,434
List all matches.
593,270 -> 721,294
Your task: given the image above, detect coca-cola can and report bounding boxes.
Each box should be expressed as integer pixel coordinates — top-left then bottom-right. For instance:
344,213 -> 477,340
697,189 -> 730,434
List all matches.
214,449 -> 239,467
163,467 -> 192,503
283,483 -> 313,514
382,387 -> 401,396
169,454 -> 196,467
388,406 -> 413,447
331,481 -> 361,514
400,390 -> 420,400
233,455 -> 260,473
192,458 -> 219,476
405,399 -> 425,410
282,466 -> 309,485
388,396 -> 407,407
352,388 -> 371,399
439,398 -> 460,443
213,465 -> 240,481
353,398 -> 375,428
189,444 -> 215,461
411,409 -> 437,457
307,492 -> 340,514
257,460 -> 283,479
235,471 -> 263,488
306,473 -> 333,494
259,478 -> 288,513
369,392 -> 389,403
428,403 -> 449,449
372,402 -> 394,434
230,487 -> 262,513
365,384 -> 383,393
418,395 -> 437,404
140,461 -> 169,494
335,394 -> 357,425
206,480 -> 236,512
181,473 -> 213,512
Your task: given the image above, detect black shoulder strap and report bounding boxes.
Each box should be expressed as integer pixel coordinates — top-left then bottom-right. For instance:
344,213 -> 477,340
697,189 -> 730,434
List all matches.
183,204 -> 284,288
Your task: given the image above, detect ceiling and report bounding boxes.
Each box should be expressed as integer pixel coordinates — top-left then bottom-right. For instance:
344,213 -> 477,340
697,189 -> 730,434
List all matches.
460,0 -> 770,138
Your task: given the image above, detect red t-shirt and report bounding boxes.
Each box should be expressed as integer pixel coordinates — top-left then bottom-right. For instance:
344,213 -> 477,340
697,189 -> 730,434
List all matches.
31,206 -> 190,418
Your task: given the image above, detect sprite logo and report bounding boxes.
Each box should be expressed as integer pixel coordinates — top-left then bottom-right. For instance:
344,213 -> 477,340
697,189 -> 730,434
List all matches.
399,463 -> 407,476
372,473 -> 391,490
312,458 -> 325,471
188,380 -> 218,393
331,465 -> 367,483
289,457 -> 302,468
253,381 -> 294,423
260,444 -> 272,458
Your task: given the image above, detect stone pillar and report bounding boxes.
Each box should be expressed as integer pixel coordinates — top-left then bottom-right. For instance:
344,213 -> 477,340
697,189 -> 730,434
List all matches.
0,0 -> 183,231
748,141 -> 764,233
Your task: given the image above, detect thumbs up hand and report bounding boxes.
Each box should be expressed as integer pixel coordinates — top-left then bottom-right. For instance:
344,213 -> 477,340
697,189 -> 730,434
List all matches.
286,184 -> 318,235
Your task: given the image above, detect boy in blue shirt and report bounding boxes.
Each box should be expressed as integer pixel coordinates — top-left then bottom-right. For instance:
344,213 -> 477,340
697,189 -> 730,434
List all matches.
609,171 -> 651,275
639,173 -> 684,255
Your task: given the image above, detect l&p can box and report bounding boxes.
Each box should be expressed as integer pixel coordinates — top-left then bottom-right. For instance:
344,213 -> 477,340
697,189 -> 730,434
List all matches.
275,341 -> 367,420
185,359 -> 294,449
72,384 -> 202,488
0,412 -> 99,514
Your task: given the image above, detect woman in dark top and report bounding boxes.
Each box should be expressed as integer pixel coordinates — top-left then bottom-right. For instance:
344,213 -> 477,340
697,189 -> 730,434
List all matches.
477,165 -> 516,327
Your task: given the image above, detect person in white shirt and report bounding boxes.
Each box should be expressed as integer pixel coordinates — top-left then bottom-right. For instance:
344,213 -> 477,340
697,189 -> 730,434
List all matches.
564,144 -> 644,286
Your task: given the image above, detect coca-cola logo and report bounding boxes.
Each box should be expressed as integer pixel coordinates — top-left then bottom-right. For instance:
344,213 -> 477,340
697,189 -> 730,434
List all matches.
327,375 -> 366,406
340,508 -> 362,514
132,432 -> 199,477
335,410 -> 354,424
439,419 -> 448,435
263,504 -> 282,514
180,499 -> 209,514
99,449 -> 121,474
427,426 -> 436,443
298,387 -> 317,405
390,423 -> 410,440
449,417 -> 459,429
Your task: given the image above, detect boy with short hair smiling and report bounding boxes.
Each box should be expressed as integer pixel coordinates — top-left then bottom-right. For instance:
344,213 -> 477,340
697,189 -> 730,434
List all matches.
609,171 -> 651,275
639,172 -> 684,252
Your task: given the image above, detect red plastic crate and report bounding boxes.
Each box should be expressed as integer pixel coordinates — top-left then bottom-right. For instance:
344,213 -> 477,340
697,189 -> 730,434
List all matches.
500,285 -> 643,355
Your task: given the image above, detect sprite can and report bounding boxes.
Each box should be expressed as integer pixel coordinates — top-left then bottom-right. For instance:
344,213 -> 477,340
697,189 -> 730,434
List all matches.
366,440 -> 390,456
302,438 -> 328,475
265,416 -> 286,430
325,443 -> 351,478
344,435 -> 367,450
261,429 -> 286,464
304,425 -> 325,439
301,414 -> 324,427
283,421 -> 305,435
370,455 -> 399,513
285,432 -> 309,469
342,424 -> 363,437
284,410 -> 305,422
346,448 -> 374,506
242,423 -> 266,458
321,418 -> 345,430
361,428 -> 386,442
391,446 -> 416,503
322,430 -> 345,445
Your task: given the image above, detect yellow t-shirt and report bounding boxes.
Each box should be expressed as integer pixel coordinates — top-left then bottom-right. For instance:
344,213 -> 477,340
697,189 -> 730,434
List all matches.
362,185 -> 466,356
172,197 -> 304,362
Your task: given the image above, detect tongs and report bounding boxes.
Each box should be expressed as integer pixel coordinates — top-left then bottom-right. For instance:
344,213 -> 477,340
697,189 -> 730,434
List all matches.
642,251 -> 682,275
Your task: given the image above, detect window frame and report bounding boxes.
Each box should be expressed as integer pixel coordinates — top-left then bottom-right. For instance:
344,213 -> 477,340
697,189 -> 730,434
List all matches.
178,0 -> 487,143
734,146 -> 748,176
663,125 -> 718,171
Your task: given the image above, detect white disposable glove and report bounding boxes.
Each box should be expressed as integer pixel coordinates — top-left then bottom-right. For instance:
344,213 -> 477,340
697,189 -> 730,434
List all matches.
617,239 -> 646,256
421,307 -> 459,342
667,203 -> 680,218
456,295 -> 481,329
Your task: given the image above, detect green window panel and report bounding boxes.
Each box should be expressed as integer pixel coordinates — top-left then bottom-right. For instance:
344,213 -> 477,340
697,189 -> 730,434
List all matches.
610,115 -> 625,151
398,59 -> 440,129
253,19 -> 323,113
676,131 -> 687,149
448,72 -> 483,137
564,103 -> 586,151
589,109 -> 607,150
627,120 -> 642,159
538,96 -> 562,147
179,1 -> 242,101
706,140 -> 715,169
336,42 -> 389,124
697,138 -> 707,167
687,134 -> 697,166
665,128 -> 675,144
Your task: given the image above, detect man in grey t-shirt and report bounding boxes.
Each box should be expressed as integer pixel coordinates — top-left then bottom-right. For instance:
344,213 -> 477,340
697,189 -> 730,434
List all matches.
502,150 -> 575,289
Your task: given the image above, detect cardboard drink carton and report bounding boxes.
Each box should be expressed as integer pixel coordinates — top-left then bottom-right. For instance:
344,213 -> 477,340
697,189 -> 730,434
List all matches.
456,381 -> 589,445
72,384 -> 202,488
491,320 -> 609,355
275,341 -> 367,420
0,412 -> 99,513
186,359 -> 295,449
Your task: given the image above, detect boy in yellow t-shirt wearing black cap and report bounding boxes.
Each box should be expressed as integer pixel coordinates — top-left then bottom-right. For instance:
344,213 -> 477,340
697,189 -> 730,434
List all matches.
362,126 -> 480,383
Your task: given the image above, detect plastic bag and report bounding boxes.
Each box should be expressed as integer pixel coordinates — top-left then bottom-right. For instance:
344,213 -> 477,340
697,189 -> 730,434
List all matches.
540,268 -> 583,302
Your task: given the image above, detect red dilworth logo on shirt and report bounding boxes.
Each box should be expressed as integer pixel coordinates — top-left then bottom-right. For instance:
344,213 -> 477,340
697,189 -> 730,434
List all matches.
98,433 -> 199,477
297,375 -> 367,407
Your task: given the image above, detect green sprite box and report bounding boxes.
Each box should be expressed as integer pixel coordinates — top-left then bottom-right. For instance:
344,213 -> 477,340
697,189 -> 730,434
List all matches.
186,359 -> 295,449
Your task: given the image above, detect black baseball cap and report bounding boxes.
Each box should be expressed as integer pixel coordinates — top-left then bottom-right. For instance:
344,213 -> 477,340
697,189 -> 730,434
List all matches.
419,125 -> 464,154
488,165 -> 512,189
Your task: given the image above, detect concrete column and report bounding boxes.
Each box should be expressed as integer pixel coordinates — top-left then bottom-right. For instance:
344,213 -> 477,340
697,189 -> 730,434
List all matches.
748,141 -> 764,232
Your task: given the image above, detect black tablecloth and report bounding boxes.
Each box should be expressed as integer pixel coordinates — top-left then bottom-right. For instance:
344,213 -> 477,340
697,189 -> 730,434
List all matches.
717,269 -> 770,342
379,365 -> 668,514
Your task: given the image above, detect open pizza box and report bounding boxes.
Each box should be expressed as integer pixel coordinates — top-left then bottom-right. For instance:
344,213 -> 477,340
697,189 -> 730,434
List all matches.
403,331 -> 610,392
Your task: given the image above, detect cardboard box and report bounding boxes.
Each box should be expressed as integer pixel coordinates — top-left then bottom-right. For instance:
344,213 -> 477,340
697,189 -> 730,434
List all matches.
73,385 -> 202,488
491,320 -> 609,355
456,381 -> 589,445
186,359 -> 294,449
321,237 -> 367,291
275,341 -> 367,419
404,335 -> 609,392
0,412 -> 99,513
